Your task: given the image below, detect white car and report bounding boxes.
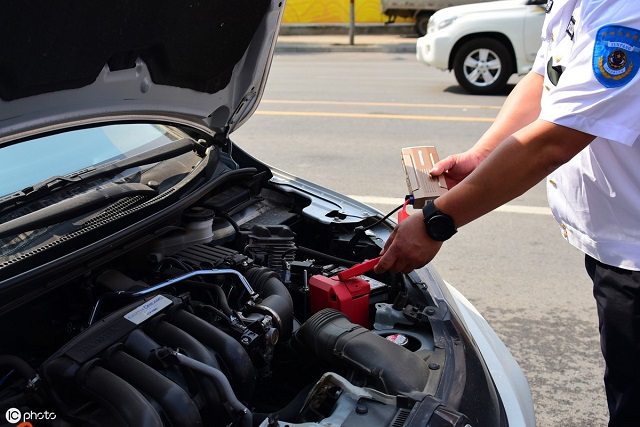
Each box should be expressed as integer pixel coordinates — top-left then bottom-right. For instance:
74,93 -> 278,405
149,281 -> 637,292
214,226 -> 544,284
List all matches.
416,0 -> 547,94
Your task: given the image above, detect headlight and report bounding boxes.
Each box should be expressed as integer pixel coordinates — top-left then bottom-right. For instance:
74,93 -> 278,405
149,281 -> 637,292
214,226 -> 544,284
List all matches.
426,16 -> 436,34
428,15 -> 458,33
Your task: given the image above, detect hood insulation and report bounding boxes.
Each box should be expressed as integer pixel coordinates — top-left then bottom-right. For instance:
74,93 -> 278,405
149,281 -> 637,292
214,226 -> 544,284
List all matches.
0,0 -> 271,101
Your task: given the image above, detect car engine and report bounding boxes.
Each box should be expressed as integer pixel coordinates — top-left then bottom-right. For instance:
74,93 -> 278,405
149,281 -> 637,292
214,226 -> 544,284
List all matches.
0,167 -> 444,427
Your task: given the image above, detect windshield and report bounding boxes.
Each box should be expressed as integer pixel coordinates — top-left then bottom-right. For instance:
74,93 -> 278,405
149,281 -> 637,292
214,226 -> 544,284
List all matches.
0,124 -> 183,198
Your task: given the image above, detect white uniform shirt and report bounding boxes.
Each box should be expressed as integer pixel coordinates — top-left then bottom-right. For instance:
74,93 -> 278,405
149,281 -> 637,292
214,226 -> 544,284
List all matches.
532,0 -> 640,270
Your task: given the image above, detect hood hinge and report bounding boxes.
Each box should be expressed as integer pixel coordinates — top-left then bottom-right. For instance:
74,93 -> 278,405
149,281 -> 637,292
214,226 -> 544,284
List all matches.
213,130 -> 231,147
213,130 -> 235,159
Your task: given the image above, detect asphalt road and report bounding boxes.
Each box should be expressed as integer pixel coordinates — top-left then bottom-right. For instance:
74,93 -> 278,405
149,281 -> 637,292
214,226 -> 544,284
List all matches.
233,51 -> 609,426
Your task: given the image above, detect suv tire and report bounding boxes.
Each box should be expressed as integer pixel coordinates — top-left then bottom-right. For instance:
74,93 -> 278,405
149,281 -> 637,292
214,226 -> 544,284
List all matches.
453,38 -> 513,95
414,12 -> 432,37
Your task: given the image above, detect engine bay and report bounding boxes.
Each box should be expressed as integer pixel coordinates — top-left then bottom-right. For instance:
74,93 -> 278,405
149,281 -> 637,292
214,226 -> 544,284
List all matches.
0,145 -> 451,427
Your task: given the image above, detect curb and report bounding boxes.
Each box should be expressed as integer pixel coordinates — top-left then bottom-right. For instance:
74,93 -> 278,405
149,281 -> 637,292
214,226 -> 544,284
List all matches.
274,42 -> 417,54
275,23 -> 418,53
279,23 -> 416,36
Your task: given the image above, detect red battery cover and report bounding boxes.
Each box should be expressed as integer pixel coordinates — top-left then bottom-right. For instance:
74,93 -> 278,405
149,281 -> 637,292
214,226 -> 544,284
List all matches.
308,274 -> 371,328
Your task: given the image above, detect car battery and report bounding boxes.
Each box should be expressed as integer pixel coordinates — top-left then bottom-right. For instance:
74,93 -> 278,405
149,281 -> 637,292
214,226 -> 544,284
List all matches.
308,257 -> 380,328
309,274 -> 371,328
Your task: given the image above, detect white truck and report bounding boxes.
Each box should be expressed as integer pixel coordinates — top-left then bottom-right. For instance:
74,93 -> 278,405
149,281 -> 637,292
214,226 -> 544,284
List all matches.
382,0 -> 498,36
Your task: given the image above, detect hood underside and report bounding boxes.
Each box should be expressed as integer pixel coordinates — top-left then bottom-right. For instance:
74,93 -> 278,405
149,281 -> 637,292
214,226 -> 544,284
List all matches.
0,0 -> 283,144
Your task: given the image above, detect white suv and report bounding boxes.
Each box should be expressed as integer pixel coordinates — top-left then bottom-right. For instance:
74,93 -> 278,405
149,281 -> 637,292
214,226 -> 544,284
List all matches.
416,0 -> 547,94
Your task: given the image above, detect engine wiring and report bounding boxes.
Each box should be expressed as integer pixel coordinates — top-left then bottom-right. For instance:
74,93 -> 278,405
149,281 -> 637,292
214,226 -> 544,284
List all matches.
346,197 -> 413,255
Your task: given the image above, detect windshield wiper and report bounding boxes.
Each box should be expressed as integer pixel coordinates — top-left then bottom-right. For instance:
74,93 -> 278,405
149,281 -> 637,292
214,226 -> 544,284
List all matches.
0,137 -> 200,212
0,183 -> 157,239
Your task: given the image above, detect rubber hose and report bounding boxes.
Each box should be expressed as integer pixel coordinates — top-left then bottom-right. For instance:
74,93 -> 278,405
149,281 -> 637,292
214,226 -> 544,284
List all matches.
174,352 -> 253,427
296,309 -> 430,395
182,280 -> 234,318
146,319 -> 223,410
244,266 -> 294,340
0,355 -> 37,380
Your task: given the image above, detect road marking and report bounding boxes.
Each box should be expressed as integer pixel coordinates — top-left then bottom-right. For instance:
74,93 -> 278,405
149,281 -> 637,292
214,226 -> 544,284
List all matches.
494,205 -> 552,215
255,110 -> 495,122
348,195 -> 552,216
261,100 -> 502,110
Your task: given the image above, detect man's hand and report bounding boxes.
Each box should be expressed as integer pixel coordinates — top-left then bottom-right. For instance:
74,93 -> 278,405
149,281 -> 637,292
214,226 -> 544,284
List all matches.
373,212 -> 443,274
430,150 -> 486,189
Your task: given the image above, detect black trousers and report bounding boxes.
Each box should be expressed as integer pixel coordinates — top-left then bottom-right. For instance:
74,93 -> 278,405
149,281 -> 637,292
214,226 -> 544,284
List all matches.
586,255 -> 640,427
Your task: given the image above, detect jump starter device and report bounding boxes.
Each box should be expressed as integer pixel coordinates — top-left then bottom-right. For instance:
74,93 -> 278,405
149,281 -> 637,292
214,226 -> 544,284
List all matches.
401,146 -> 448,208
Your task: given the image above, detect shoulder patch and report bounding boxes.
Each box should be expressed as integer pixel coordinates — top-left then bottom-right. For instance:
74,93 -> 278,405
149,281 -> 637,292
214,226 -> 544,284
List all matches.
593,25 -> 640,88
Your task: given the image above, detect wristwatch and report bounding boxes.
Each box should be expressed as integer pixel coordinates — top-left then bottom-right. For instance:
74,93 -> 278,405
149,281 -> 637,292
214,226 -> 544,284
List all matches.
422,201 -> 457,241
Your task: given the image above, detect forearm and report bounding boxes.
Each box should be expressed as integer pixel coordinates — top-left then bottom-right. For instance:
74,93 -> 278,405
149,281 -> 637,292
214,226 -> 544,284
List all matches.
470,72 -> 544,159
436,119 -> 595,228
374,78 -> 596,275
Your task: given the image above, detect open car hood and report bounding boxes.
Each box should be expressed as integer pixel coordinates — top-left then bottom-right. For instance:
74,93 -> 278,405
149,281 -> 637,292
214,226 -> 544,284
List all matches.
0,0 -> 283,146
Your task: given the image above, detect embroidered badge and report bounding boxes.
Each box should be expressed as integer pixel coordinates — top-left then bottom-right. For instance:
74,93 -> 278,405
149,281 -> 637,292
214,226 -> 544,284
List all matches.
593,25 -> 640,88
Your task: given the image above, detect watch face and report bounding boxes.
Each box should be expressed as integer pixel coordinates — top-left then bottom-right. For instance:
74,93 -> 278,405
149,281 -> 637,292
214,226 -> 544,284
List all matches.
427,215 -> 456,241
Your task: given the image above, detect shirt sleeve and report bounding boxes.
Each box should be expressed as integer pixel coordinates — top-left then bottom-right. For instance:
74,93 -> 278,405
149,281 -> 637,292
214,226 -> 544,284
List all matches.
539,7 -> 640,146
532,41 -> 547,77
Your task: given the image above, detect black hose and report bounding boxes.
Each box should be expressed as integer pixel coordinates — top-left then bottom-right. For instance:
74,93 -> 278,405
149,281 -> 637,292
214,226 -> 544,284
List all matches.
0,355 -> 37,381
174,352 -> 253,427
217,211 -> 241,234
297,309 -> 430,395
145,320 -> 224,411
182,279 -> 234,318
243,267 -> 294,341
193,301 -> 233,324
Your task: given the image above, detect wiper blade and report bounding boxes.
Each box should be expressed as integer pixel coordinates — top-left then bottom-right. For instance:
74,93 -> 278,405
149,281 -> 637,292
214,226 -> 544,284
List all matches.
0,137 -> 199,211
0,183 -> 157,239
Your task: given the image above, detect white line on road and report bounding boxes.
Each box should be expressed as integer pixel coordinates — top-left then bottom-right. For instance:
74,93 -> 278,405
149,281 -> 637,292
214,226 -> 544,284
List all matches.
348,195 -> 552,216
261,99 -> 502,110
255,110 -> 495,122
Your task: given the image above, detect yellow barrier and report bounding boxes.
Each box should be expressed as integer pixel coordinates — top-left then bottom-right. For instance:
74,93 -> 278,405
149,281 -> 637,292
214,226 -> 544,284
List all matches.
282,0 -> 412,24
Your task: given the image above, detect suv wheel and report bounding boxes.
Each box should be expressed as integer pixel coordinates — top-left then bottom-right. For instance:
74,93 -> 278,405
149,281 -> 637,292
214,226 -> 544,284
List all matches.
453,38 -> 513,95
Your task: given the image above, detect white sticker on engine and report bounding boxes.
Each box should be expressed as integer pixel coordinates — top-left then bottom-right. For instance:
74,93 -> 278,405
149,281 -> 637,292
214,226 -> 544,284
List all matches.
124,295 -> 172,325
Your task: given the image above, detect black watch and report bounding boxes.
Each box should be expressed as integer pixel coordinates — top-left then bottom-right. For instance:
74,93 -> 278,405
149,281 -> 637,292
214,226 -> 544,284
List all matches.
422,201 -> 457,241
